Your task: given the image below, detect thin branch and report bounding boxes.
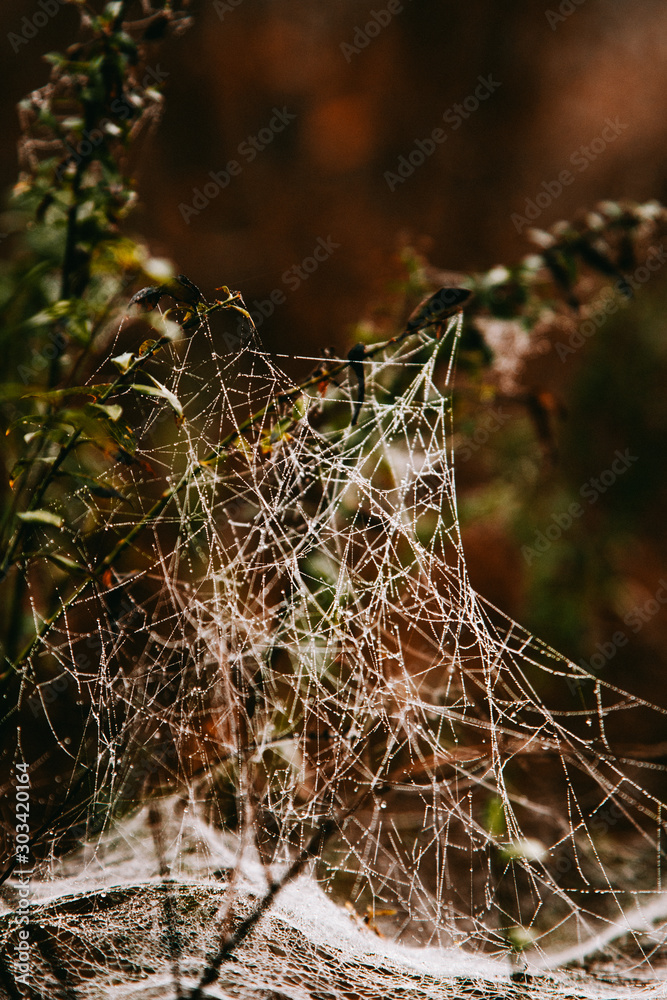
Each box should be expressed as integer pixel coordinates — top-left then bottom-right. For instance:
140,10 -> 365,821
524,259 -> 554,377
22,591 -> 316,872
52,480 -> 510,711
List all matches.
148,801 -> 184,1000
0,335 -> 172,586
188,812 -> 338,1000
5,292 -> 465,681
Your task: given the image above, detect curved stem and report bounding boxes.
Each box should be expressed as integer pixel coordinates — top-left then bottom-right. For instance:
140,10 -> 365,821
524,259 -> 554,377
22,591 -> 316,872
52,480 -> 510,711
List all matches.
5,303 -> 459,681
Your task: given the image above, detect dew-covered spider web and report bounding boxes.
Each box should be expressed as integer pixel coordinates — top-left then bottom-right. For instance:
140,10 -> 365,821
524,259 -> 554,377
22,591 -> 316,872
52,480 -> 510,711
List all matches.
2,298 -> 667,999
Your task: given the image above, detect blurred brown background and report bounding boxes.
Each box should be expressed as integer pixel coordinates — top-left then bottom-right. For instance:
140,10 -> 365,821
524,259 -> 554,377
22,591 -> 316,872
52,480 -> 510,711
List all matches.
2,0 -> 667,718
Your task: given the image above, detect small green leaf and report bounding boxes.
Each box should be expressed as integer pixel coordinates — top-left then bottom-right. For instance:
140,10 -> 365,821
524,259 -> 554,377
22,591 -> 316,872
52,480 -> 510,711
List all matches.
10,456 -> 56,481
66,472 -> 128,503
87,402 -> 123,422
131,376 -> 184,423
103,418 -> 137,455
17,510 -> 64,528
21,422 -> 71,445
44,52 -> 67,68
45,552 -> 88,575
111,352 -> 136,373
62,116 -> 85,131
0,383 -> 41,401
26,384 -> 112,403
27,300 -> 73,327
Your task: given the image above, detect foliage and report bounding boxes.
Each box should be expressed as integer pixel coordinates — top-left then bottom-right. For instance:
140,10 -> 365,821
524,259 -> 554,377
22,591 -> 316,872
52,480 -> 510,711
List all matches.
1,9 -> 667,996
0,4 -> 665,793
0,0 -> 193,667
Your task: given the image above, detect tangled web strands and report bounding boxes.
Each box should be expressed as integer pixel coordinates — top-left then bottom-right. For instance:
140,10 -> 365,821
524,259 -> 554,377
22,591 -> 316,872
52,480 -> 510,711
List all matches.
8,310 -> 667,996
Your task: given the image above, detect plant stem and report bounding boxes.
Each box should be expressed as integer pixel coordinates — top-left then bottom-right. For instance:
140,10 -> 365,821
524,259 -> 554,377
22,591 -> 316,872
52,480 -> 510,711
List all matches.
0,337 -> 171,584
5,309 -> 455,682
188,782 -> 380,1000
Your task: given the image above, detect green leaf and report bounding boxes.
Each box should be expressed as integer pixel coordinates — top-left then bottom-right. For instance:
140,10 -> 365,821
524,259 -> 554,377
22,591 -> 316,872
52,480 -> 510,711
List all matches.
103,417 -> 137,455
24,299 -> 92,344
111,352 -> 136,373
45,552 -> 89,575
17,510 -> 64,528
130,376 -> 184,423
9,456 -> 56,483
27,300 -> 73,327
28,384 -> 113,403
87,402 -> 123,422
43,52 -> 67,68
0,383 -> 41,401
61,116 -> 84,131
65,472 -> 129,503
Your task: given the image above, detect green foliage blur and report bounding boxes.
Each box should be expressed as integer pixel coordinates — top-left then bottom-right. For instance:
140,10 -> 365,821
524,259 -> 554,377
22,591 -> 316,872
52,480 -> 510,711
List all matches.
0,2 -> 192,670
1,0 -> 666,866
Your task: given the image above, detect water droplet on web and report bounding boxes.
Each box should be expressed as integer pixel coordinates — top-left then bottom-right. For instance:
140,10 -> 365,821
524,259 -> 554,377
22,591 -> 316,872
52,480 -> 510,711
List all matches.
13,277 -> 665,983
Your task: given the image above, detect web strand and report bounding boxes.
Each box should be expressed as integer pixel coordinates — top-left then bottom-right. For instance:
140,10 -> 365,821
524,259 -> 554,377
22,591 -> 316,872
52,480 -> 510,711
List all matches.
3,307 -> 666,997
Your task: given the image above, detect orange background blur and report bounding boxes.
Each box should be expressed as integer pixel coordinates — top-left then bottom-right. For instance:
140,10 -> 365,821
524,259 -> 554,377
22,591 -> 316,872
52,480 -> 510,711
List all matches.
2,0 -> 667,718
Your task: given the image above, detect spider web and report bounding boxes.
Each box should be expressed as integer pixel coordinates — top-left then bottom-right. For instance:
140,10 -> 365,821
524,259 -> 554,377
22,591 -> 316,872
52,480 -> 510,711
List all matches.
2,302 -> 666,998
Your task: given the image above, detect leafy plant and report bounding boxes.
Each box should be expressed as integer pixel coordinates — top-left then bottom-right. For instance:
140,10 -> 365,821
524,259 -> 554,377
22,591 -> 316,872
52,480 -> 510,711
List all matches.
1,7 -> 666,998
0,1 -> 193,667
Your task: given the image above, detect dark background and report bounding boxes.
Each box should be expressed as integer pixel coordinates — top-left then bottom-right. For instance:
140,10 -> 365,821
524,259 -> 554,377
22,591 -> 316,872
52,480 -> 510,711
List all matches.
2,0 -> 667,719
